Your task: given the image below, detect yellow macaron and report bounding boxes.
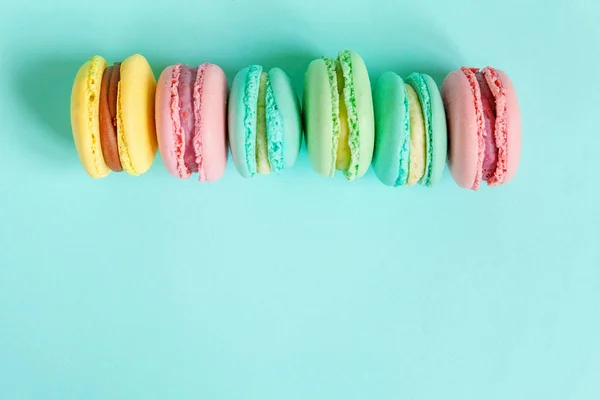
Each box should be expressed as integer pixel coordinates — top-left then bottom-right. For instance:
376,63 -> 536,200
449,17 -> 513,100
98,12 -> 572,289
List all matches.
70,54 -> 157,178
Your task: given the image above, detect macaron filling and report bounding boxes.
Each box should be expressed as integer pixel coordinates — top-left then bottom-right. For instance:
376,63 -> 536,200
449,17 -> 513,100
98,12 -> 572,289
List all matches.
99,62 -> 123,172
406,73 -> 433,186
335,62 -> 351,172
168,64 -> 208,180
322,52 -> 360,180
256,72 -> 271,174
460,67 -> 508,189
405,84 -> 426,185
178,65 -> 201,176
460,67 -> 486,190
242,66 -> 286,176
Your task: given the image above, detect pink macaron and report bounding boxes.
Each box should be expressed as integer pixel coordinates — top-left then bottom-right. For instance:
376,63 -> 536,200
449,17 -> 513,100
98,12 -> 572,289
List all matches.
441,67 -> 521,190
156,63 -> 229,181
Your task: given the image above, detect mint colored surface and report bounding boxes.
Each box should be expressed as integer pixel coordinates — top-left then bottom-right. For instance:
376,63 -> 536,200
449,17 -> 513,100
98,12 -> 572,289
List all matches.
1,1 -> 599,399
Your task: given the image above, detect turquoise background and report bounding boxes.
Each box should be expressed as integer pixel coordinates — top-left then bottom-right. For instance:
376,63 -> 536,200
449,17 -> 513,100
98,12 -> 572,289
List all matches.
1,0 -> 599,398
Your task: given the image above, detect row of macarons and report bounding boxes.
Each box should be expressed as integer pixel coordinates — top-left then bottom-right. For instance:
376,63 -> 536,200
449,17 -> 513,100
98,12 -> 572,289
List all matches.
70,51 -> 521,190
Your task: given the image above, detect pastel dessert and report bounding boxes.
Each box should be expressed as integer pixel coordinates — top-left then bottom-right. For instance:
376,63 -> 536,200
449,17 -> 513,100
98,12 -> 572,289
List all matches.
441,67 -> 521,190
228,65 -> 302,178
156,63 -> 229,181
70,54 -> 157,178
372,72 -> 447,187
303,50 -> 374,181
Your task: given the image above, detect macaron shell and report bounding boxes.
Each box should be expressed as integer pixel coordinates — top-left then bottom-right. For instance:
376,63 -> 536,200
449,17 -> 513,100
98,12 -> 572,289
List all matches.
199,63 -> 229,182
441,70 -> 479,189
70,56 -> 110,178
422,74 -> 447,186
155,65 -> 180,178
497,70 -> 521,185
372,72 -> 409,187
303,59 -> 335,177
228,67 -> 253,178
347,51 -> 375,179
118,54 -> 157,176
268,67 -> 302,169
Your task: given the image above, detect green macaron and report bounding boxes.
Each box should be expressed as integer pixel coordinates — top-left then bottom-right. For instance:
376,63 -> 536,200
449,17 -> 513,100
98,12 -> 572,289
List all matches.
303,50 -> 374,181
372,71 -> 447,187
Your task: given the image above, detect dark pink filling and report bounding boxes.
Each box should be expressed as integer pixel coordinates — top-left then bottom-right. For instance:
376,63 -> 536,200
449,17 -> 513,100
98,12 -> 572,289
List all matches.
178,66 -> 199,173
475,72 -> 498,182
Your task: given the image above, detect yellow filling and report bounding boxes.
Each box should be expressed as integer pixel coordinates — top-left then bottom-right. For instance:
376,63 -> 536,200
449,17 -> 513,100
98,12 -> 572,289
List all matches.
335,62 -> 351,171
116,78 -> 137,175
405,84 -> 426,185
256,72 -> 271,174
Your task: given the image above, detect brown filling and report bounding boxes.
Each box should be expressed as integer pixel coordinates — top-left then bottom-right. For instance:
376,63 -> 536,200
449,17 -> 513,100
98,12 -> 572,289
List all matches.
99,62 -> 123,172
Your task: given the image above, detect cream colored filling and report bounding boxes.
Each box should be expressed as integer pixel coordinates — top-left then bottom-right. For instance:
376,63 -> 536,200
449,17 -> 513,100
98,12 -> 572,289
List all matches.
405,84 -> 425,185
335,63 -> 351,171
256,72 -> 271,174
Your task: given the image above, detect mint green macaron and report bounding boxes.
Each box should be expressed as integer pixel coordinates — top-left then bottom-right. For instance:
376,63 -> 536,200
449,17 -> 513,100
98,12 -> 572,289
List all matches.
373,71 -> 447,187
228,65 -> 302,178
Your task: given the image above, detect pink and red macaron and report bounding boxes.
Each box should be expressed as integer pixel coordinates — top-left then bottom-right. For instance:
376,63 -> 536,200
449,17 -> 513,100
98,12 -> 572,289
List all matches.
442,67 -> 521,190
155,63 -> 229,182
